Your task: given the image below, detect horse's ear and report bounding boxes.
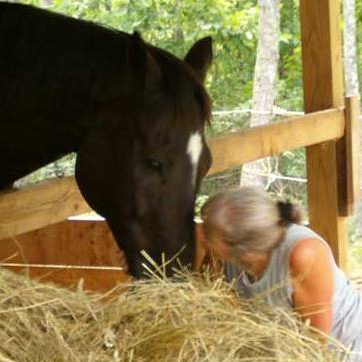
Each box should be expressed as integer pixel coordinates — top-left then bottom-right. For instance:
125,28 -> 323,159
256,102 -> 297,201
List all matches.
184,37 -> 213,83
129,32 -> 162,91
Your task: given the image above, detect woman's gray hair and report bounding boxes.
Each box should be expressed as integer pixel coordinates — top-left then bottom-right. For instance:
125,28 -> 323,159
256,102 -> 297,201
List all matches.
200,187 -> 302,254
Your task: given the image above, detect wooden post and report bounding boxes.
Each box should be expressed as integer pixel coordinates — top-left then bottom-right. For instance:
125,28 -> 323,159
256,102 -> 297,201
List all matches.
340,96 -> 360,216
300,0 -> 348,268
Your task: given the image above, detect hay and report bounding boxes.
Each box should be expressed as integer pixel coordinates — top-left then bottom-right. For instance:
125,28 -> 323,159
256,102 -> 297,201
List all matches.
0,267 -> 346,362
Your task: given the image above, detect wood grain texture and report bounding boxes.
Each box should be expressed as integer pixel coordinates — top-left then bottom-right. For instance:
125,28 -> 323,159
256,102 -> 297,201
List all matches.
0,177 -> 92,240
207,108 -> 344,176
300,0 -> 348,268
0,219 -> 130,292
340,96 -> 360,216
0,219 -> 123,266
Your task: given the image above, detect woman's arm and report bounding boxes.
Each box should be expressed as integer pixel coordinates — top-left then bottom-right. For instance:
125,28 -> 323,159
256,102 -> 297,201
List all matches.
289,238 -> 334,339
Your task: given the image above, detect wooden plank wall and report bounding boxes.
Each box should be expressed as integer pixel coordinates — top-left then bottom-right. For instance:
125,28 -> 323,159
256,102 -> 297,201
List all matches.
0,220 -> 130,291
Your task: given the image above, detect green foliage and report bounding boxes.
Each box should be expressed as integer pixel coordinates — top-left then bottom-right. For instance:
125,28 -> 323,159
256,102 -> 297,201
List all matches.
21,0 -> 304,128
17,0 -> 306,193
354,0 -> 362,87
23,0 -> 259,110
19,0 -> 306,200
278,0 -> 303,111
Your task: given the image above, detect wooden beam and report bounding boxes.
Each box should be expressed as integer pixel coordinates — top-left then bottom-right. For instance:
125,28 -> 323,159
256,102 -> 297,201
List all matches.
339,96 -> 360,216
207,108 -> 344,175
0,177 -> 92,241
300,0 -> 348,268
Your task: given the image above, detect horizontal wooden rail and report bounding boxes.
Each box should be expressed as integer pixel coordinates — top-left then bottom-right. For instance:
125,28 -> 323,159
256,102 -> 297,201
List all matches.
0,107 -> 345,240
207,107 -> 345,175
0,177 -> 92,240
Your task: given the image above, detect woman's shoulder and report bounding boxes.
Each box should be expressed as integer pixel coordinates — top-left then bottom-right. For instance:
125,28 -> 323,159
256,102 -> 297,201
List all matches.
289,237 -> 330,274
280,224 -> 333,270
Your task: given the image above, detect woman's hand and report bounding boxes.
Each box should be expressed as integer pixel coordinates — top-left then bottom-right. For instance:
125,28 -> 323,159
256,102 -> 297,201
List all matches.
194,222 -> 209,271
194,222 -> 223,277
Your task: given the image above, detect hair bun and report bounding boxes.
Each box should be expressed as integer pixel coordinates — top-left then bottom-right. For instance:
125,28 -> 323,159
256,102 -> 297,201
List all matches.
277,201 -> 302,224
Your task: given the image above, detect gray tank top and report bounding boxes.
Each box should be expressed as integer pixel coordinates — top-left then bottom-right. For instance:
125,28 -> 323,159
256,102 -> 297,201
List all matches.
224,223 -> 362,360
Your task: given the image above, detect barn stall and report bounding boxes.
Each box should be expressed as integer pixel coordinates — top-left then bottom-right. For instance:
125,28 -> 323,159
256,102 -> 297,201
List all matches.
0,0 -> 360,361
0,0 -> 359,288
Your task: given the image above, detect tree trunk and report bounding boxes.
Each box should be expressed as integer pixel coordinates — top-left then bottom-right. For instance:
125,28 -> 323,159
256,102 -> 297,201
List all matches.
240,0 -> 280,188
343,0 -> 362,237
174,0 -> 184,42
343,0 -> 359,97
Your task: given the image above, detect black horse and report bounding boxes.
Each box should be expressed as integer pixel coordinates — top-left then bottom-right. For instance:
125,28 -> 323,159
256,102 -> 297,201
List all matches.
0,3 -> 213,278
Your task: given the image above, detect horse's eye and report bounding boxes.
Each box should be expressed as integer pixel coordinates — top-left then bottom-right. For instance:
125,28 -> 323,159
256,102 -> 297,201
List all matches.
144,157 -> 163,172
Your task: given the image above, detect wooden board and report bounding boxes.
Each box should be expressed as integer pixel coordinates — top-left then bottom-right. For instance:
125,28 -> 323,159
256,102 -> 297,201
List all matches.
0,219 -> 123,266
339,96 -> 360,216
207,108 -> 344,175
300,0 -> 348,268
0,219 -> 129,292
0,177 -> 92,241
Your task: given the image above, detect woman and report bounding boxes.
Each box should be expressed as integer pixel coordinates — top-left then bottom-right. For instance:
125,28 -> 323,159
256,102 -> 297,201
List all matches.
197,187 -> 362,361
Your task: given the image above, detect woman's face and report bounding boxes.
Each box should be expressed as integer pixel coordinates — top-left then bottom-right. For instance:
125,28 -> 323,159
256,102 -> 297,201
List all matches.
198,225 -> 267,272
206,235 -> 235,262
201,227 -> 248,267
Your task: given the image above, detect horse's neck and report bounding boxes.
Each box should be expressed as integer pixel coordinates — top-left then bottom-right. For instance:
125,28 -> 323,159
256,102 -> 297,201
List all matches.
0,118 -> 79,189
0,18 -> 134,188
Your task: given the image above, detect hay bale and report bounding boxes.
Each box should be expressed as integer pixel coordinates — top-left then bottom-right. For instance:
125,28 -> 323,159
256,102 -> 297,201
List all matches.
0,267 -> 345,362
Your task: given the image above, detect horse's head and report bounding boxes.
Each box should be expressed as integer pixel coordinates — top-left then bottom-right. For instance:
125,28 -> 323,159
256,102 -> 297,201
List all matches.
75,34 -> 212,278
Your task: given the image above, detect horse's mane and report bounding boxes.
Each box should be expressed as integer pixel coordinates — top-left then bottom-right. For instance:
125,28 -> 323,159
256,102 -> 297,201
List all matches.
1,3 -> 128,110
151,47 -> 212,128
1,3 -> 211,127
